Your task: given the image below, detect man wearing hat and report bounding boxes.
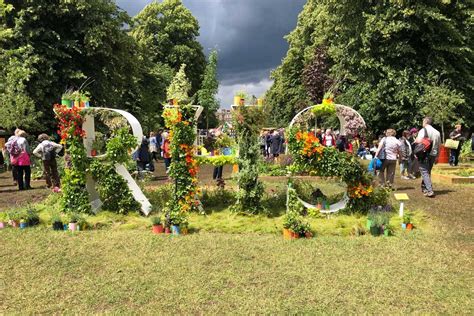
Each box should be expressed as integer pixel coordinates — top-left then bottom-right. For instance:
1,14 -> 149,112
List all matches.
448,124 -> 465,166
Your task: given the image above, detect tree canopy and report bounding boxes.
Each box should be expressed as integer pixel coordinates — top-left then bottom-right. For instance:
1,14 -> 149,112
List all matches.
197,50 -> 219,129
266,0 -> 473,134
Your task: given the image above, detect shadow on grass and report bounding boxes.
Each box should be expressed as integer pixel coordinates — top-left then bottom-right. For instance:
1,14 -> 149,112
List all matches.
434,189 -> 454,196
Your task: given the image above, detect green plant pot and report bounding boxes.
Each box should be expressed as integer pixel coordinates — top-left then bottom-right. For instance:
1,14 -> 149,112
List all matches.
370,226 -> 381,236
366,219 -> 372,230
383,229 -> 390,236
61,99 -> 72,108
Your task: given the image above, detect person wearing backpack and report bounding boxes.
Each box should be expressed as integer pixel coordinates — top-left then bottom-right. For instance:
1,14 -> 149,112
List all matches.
399,130 -> 413,180
415,117 -> 441,198
33,134 -> 63,192
375,129 -> 401,188
6,130 -> 32,190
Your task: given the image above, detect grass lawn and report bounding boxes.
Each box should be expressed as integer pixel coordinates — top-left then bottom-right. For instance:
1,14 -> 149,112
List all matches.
1,165 -> 473,313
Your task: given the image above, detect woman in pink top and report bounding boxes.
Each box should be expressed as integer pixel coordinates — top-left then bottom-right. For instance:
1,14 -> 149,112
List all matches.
375,129 -> 401,187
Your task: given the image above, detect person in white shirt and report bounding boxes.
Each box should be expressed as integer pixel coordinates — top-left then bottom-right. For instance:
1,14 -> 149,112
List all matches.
375,129 -> 401,187
33,134 -> 63,191
416,117 -> 441,198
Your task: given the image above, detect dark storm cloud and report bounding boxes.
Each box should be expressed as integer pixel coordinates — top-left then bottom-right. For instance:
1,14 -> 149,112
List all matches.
116,0 -> 305,106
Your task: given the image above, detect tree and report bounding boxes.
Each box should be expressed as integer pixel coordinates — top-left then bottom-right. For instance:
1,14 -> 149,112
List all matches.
302,45 -> 334,104
197,50 -> 219,129
0,46 -> 40,130
420,80 -> 465,142
131,0 -> 206,96
0,0 -> 140,132
267,0 -> 473,134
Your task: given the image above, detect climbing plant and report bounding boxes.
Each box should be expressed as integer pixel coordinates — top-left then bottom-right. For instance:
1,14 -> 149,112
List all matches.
162,66 -> 199,227
232,105 -> 265,215
54,105 -> 90,214
89,128 -> 140,214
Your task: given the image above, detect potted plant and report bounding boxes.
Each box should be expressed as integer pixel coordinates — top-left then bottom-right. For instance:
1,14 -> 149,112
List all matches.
402,214 -> 412,230
80,94 -> 90,108
234,91 -> 247,106
383,224 -> 393,236
7,210 -> 21,228
164,216 -> 171,234
180,219 -> 189,235
68,213 -> 80,231
61,89 -> 74,108
170,214 -> 181,235
151,216 -> 164,234
402,213 -> 413,230
368,212 -> 381,236
19,219 -> 28,229
51,212 -> 63,231
282,212 -> 298,239
25,205 -> 40,227
0,212 -> 7,229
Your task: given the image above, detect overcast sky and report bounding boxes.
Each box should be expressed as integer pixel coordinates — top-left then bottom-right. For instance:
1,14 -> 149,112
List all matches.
116,0 -> 305,108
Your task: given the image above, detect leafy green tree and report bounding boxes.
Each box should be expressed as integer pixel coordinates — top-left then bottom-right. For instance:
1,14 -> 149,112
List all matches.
420,80 -> 465,141
267,0 -> 473,133
0,0 -> 140,132
197,50 -> 219,129
0,46 -> 40,130
131,0 -> 206,96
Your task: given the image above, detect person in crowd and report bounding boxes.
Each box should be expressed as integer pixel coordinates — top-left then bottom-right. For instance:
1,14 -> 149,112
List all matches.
33,134 -> 63,191
408,128 -> 419,178
149,132 -> 159,161
369,140 -> 378,158
315,128 -> 323,143
375,129 -> 401,188
357,141 -> 370,159
416,117 -> 441,198
278,128 -> 286,154
336,135 -> 347,152
136,137 -> 151,179
448,124 -> 465,166
322,129 -> 335,147
399,130 -> 412,180
260,131 -> 267,156
270,130 -> 282,161
265,131 -> 272,158
161,131 -> 172,173
6,129 -> 31,190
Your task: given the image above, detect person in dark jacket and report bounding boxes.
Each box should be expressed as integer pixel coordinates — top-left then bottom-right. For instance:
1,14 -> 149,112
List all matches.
448,124 -> 465,166
270,130 -> 282,161
137,138 -> 151,179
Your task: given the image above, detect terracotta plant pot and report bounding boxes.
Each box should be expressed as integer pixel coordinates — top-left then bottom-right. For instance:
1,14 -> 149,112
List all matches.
9,220 -> 19,228
290,231 -> 299,239
152,224 -> 164,234
0,221 -> 6,229
316,203 -> 322,210
305,231 -> 313,239
91,149 -> 97,157
165,227 -> 171,234
181,227 -> 189,235
406,223 -> 413,231
69,222 -> 77,231
283,228 -> 292,240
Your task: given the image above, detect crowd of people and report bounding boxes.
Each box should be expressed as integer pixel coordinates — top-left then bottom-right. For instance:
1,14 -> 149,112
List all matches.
2,129 -> 63,192
1,117 -> 471,196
